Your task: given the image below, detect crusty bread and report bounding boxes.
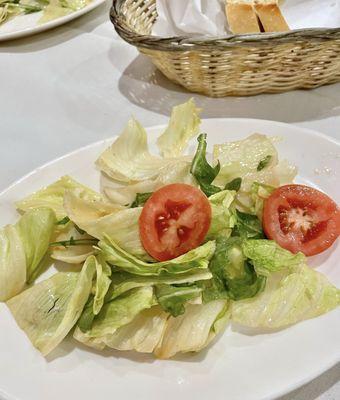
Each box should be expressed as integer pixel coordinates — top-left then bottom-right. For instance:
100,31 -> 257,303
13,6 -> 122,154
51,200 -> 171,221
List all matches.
254,1 -> 289,32
225,0 -> 289,34
225,2 -> 261,34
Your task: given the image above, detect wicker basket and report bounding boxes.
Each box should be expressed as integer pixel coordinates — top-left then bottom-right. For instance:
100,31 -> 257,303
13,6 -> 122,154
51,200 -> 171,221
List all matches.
110,0 -> 340,97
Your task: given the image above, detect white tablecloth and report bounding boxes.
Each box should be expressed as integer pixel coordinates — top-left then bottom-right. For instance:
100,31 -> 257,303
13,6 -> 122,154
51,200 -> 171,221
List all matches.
0,2 -> 339,399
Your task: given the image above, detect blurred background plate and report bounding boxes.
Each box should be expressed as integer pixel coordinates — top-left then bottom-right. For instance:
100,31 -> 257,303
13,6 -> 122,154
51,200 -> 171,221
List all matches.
0,0 -> 105,42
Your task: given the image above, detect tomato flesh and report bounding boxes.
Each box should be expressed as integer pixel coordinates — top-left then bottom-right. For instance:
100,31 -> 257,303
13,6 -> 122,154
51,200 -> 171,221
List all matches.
263,184 -> 340,256
139,184 -> 212,261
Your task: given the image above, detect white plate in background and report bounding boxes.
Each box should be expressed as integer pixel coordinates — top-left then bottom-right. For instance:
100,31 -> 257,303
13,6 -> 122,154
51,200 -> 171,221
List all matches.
0,119 -> 339,400
0,0 -> 105,42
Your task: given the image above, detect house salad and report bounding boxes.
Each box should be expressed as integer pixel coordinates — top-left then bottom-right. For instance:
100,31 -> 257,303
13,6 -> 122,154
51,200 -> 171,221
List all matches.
0,99 -> 339,359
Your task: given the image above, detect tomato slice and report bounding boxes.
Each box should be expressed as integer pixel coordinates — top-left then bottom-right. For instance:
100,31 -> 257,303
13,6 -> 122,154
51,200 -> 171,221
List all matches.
139,183 -> 212,261
263,184 -> 340,256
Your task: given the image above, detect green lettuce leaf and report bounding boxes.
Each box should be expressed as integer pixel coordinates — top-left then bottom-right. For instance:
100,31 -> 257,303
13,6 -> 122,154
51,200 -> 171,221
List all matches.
157,99 -> 201,158
207,190 -> 237,240
0,225 -> 26,302
93,255 -> 112,315
155,300 -> 229,359
106,269 -> 212,302
242,240 -> 305,276
232,210 -> 264,239
232,265 -> 340,329
76,286 -> 155,338
7,256 -> 96,355
190,133 -> 221,197
75,306 -> 169,353
99,237 -> 216,276
96,118 -> 186,183
155,284 -> 202,317
16,175 -> 101,219
204,237 -> 266,302
16,208 -> 56,281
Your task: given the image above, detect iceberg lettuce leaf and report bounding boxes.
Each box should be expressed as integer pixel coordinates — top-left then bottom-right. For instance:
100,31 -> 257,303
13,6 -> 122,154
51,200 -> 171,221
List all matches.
155,300 -> 229,359
99,237 -> 215,276
16,208 -> 56,281
207,190 -> 236,240
232,265 -> 340,329
157,99 -> 201,158
0,225 -> 26,302
16,175 -> 101,219
7,256 -> 96,355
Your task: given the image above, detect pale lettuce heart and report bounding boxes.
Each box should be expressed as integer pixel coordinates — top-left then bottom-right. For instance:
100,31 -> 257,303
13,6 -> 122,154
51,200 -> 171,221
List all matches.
213,134 -> 297,192
50,223 -> 95,264
0,225 -> 26,302
207,190 -> 237,240
63,188 -> 147,258
103,160 -> 195,207
157,99 -> 201,158
7,256 -> 96,356
155,300 -> 230,359
232,265 -> 340,329
99,237 -> 215,276
16,175 -> 102,219
96,118 -> 184,183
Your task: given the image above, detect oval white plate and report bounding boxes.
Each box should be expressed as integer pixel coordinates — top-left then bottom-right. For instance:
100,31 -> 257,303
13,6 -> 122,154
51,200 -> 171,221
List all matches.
0,119 -> 339,400
0,0 -> 105,42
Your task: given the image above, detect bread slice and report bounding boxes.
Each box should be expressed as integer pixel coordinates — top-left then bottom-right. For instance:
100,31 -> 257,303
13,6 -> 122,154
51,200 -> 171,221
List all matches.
254,1 -> 289,32
225,2 -> 261,34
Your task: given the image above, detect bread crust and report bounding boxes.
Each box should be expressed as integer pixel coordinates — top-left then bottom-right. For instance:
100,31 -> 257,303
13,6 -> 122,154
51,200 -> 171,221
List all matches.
226,4 -> 261,34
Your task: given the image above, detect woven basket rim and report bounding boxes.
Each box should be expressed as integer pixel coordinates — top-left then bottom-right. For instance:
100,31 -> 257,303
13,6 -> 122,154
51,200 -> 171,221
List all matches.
110,0 -> 340,50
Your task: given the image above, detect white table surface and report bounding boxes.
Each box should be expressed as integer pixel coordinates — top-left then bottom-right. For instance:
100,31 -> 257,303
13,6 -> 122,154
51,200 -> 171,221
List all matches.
0,2 -> 339,399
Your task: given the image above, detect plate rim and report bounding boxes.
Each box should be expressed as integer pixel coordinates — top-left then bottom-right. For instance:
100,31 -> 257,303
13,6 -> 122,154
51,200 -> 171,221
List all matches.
0,117 -> 339,400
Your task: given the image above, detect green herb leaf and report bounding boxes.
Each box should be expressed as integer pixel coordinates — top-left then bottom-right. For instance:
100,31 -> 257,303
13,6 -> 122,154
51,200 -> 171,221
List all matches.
131,192 -> 153,208
232,210 -> 264,239
225,177 -> 242,191
190,133 -> 222,197
257,155 -> 272,171
49,238 -> 98,248
56,216 -> 70,226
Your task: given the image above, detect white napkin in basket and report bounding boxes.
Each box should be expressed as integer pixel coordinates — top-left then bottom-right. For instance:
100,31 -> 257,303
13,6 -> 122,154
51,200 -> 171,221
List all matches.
152,0 -> 228,37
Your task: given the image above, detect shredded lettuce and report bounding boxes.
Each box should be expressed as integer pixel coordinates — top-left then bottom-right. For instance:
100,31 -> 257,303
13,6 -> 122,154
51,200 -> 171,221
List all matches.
157,99 -> 201,158
7,256 -> 95,355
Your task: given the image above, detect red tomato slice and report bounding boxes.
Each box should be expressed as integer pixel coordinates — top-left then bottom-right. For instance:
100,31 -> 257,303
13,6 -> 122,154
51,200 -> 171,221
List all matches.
139,183 -> 212,261
263,184 -> 340,256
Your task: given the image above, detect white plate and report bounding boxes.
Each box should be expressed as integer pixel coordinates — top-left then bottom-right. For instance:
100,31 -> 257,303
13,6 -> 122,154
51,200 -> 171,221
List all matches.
0,0 -> 105,42
0,119 -> 339,400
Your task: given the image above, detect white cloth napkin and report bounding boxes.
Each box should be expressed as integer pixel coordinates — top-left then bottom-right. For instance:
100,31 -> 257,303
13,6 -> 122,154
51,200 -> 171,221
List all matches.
152,0 -> 228,37
152,0 -> 340,38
